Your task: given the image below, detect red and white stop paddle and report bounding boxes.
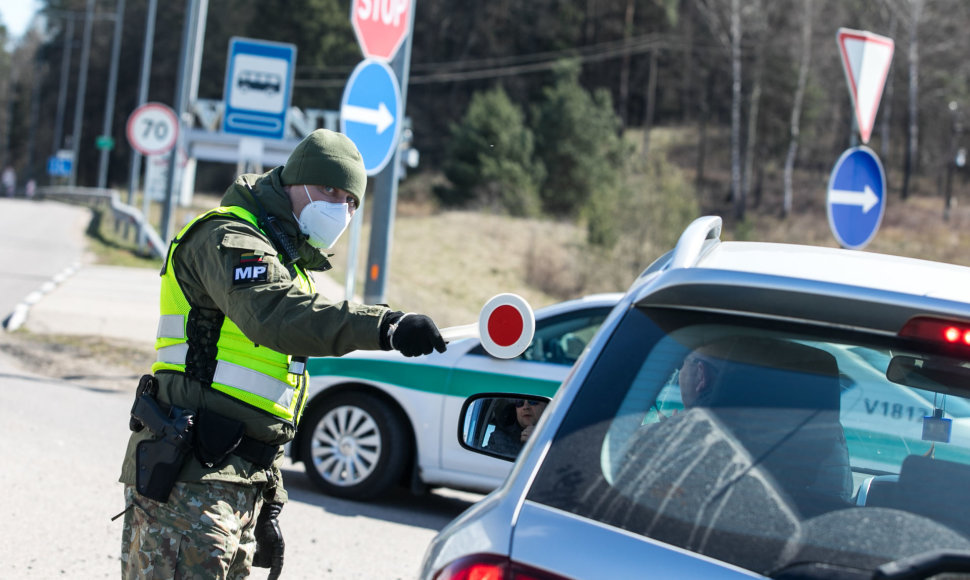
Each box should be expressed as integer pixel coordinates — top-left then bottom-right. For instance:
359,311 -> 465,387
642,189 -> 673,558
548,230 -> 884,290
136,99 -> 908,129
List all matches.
440,293 -> 536,359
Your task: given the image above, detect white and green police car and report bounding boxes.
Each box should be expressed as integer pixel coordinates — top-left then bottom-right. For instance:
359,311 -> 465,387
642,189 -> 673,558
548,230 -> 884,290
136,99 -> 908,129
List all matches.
290,293 -> 621,500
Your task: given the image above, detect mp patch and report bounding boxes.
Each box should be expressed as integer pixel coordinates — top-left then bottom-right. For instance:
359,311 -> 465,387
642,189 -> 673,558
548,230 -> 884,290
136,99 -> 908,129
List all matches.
233,255 -> 268,285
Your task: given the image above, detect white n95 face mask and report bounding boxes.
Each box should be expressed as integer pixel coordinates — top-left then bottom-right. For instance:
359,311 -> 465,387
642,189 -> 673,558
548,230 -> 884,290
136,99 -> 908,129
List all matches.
296,185 -> 352,249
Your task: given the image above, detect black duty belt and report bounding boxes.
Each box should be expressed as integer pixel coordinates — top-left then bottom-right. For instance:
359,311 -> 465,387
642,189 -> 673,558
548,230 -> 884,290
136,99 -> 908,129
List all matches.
130,376 -> 279,471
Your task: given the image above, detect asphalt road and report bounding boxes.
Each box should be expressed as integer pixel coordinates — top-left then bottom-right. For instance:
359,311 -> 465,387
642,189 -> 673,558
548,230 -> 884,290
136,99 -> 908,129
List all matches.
0,349 -> 479,579
0,198 -> 483,579
0,198 -> 87,325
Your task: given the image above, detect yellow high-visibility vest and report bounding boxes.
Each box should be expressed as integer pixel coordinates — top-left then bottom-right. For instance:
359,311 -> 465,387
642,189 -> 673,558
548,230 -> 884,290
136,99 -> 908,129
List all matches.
152,206 -> 311,425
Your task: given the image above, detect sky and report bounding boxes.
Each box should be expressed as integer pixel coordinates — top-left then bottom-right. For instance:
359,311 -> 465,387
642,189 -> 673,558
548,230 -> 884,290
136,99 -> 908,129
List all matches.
1,0 -> 41,43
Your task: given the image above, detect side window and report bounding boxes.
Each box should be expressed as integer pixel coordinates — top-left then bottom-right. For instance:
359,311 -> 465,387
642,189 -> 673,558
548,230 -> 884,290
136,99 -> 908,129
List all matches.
469,307 -> 613,365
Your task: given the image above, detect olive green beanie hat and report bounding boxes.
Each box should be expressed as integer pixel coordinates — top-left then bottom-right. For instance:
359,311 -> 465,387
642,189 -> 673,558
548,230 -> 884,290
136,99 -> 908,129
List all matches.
281,129 -> 367,203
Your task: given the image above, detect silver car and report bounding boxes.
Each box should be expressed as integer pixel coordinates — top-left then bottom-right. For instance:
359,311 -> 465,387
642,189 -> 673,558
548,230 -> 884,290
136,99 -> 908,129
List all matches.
422,216 -> 970,579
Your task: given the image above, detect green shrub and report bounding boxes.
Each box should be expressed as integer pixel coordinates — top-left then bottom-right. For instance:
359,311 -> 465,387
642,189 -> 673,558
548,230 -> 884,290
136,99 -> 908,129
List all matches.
584,151 -> 698,280
531,60 -> 626,219
439,87 -> 544,216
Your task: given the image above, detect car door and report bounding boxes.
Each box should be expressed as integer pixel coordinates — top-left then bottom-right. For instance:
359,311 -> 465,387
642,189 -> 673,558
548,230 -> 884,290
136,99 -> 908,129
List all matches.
438,306 -> 615,481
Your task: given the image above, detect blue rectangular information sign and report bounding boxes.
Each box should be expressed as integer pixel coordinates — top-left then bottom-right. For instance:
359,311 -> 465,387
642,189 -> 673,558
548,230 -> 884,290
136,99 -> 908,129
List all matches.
222,38 -> 297,140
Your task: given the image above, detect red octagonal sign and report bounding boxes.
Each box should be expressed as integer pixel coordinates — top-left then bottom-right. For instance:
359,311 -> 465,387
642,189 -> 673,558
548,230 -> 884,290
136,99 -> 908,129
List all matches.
351,0 -> 412,62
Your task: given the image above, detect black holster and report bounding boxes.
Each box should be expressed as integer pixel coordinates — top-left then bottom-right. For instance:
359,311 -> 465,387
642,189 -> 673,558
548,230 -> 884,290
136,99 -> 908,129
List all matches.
130,375 -> 195,502
135,434 -> 191,502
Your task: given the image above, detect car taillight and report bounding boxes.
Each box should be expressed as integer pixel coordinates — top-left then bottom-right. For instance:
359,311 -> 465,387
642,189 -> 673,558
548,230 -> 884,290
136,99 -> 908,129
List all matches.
899,316 -> 970,346
433,553 -> 569,580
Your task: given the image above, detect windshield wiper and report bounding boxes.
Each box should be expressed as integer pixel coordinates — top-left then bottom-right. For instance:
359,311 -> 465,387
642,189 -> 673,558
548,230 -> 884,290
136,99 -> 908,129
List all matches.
875,550 -> 970,579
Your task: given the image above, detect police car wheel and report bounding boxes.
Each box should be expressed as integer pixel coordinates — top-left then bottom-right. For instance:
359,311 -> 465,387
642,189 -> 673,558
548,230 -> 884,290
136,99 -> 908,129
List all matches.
298,391 -> 410,500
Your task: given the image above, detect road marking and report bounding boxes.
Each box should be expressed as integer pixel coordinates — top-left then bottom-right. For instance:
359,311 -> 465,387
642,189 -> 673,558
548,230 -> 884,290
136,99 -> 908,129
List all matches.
3,262 -> 81,331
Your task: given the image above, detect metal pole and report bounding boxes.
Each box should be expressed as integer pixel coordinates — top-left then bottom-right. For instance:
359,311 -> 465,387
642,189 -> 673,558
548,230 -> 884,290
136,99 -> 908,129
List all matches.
362,0 -> 416,305
1,66 -> 17,171
131,0 -> 158,248
159,0 -> 200,243
179,0 -> 209,207
187,0 -> 208,104
344,195 -> 364,300
52,16 -> 74,155
97,0 -> 126,189
69,0 -> 96,187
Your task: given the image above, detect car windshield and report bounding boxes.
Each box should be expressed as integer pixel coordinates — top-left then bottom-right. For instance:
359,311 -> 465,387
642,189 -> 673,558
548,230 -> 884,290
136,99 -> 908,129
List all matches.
528,306 -> 970,577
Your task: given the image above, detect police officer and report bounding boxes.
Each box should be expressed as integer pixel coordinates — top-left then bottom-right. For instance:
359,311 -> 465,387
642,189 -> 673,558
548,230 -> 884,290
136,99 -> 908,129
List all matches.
118,129 -> 446,579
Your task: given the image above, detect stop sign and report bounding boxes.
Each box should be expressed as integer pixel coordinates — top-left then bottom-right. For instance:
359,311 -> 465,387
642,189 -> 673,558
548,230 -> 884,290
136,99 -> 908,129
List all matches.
351,0 -> 412,61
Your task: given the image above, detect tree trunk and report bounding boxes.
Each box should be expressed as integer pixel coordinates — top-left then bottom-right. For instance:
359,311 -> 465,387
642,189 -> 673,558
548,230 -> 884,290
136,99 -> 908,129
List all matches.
730,0 -> 743,219
902,0 -> 923,201
880,12 -> 897,173
618,0 -> 635,127
682,0 -> 696,123
642,49 -> 659,159
696,73 -> 711,192
742,3 -> 765,210
783,0 -> 813,218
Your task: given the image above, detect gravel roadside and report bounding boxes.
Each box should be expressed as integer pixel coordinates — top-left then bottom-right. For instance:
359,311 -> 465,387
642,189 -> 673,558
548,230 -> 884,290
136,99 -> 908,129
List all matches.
0,330 -> 153,392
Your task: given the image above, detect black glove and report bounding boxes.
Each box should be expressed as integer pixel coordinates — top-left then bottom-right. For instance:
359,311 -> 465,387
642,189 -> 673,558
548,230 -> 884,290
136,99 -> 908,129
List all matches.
384,312 -> 447,357
253,501 -> 284,579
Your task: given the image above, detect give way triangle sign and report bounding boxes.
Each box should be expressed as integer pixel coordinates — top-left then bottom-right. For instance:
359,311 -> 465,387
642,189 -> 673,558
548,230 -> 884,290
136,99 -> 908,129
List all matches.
837,28 -> 895,144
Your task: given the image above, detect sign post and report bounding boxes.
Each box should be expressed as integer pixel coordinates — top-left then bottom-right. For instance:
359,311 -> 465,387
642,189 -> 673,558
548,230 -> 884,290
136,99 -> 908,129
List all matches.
345,0 -> 415,305
837,28 -> 895,144
827,146 -> 886,250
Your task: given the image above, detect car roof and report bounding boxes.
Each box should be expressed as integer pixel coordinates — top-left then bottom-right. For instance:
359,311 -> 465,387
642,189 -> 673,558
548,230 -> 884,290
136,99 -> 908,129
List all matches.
631,216 -> 970,335
705,241 -> 970,301
533,292 -> 624,318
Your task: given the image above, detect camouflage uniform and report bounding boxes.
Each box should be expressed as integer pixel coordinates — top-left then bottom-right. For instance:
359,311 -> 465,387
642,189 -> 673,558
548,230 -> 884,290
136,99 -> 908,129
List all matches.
121,482 -> 260,579
119,160 -> 391,578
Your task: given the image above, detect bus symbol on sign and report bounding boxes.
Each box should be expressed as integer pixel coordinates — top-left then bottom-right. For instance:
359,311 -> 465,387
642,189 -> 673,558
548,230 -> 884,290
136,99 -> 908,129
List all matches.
237,70 -> 282,94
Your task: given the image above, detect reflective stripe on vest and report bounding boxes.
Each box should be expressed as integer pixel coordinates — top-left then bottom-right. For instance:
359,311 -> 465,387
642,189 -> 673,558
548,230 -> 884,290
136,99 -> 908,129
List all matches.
152,206 -> 313,425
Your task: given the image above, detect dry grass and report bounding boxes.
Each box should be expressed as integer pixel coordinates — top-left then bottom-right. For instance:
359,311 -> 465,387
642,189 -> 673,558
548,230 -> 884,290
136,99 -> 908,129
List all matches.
327,209 -> 586,327
655,124 -> 970,264
0,329 -> 155,391
707,166 -> 970,269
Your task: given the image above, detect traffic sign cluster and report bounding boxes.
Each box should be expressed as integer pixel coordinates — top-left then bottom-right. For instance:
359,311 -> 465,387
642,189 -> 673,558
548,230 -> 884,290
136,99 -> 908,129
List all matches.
827,28 -> 894,250
341,0 -> 413,176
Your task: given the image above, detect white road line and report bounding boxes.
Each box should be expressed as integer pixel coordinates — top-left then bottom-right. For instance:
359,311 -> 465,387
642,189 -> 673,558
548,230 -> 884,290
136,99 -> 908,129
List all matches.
3,261 -> 82,331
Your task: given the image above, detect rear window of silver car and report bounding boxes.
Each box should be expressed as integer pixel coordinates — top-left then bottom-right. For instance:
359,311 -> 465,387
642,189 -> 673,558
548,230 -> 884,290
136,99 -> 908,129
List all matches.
527,306 -> 970,577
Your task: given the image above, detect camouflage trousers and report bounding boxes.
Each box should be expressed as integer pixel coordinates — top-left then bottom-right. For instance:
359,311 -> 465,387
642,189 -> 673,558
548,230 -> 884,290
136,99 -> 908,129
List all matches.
120,481 -> 262,579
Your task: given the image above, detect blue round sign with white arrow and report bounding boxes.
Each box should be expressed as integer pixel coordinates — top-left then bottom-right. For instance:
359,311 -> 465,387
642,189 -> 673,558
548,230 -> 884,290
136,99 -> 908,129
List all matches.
340,59 -> 402,176
826,146 -> 886,250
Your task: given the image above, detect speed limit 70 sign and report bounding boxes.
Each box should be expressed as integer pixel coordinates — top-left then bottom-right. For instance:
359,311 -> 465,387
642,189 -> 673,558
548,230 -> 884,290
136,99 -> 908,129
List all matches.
126,102 -> 179,156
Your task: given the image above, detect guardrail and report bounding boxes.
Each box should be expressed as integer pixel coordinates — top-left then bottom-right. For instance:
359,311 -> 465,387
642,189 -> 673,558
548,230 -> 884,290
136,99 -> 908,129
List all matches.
34,186 -> 167,260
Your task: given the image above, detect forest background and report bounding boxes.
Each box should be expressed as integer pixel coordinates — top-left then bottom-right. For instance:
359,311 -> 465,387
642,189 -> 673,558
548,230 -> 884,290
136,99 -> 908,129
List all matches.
1,0 -> 970,324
